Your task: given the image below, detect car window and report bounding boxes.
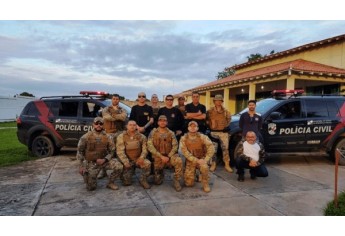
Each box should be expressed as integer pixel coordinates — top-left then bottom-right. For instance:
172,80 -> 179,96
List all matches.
326,101 -> 339,118
58,101 -> 78,117
275,101 -> 301,119
82,102 -> 101,118
305,100 -> 329,118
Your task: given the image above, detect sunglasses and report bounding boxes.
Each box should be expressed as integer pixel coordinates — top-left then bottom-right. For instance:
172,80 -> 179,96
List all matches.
94,122 -> 104,125
166,98 -> 173,101
138,96 -> 146,98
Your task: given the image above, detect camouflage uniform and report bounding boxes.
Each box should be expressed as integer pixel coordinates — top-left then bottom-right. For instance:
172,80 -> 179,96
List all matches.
180,132 -> 215,192
147,127 -> 183,191
116,131 -> 151,189
206,105 -> 232,172
76,130 -> 123,191
102,105 -> 127,136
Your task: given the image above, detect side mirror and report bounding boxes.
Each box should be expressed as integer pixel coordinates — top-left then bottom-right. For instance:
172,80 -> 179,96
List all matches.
269,111 -> 282,120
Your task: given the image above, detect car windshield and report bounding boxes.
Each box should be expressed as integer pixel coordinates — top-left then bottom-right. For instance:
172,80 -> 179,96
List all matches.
101,100 -> 132,115
238,98 -> 282,115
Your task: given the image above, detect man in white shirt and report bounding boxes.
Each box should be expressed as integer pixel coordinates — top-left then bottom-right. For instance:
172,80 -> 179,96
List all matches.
235,131 -> 268,182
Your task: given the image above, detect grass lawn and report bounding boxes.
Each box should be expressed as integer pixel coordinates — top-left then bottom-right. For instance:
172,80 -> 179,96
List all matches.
324,191 -> 345,216
0,121 -> 37,167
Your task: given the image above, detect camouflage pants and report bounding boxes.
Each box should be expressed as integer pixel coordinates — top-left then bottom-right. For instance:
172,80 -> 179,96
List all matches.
210,131 -> 230,164
153,154 -> 183,184
122,159 -> 151,185
184,159 -> 209,187
84,159 -> 123,191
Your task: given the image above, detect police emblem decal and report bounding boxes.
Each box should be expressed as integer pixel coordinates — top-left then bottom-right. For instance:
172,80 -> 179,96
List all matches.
268,123 -> 277,135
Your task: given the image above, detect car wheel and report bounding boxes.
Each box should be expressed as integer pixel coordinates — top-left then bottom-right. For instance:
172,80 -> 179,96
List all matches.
332,138 -> 345,166
32,135 -> 55,158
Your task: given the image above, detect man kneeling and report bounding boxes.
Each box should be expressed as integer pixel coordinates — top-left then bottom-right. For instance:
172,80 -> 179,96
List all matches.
236,131 -> 268,182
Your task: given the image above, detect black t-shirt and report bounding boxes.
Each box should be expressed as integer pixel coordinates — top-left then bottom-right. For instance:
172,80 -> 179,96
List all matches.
129,104 -> 153,127
185,103 -> 207,133
157,107 -> 184,133
239,112 -> 263,141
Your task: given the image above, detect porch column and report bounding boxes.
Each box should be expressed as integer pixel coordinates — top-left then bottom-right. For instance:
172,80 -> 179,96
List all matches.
249,84 -> 256,100
205,91 -> 211,110
223,88 -> 230,110
286,77 -> 295,90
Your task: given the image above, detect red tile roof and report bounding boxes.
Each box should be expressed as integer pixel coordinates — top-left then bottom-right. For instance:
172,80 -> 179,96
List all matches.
192,59 -> 345,91
231,34 -> 345,70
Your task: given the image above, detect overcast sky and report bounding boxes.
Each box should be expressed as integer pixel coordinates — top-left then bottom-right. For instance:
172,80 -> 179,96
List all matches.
1,6 -> 345,100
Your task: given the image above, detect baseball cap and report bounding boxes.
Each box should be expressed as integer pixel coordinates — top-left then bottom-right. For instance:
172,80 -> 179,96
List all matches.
188,121 -> 198,127
158,115 -> 167,120
213,94 -> 223,101
94,117 -> 104,123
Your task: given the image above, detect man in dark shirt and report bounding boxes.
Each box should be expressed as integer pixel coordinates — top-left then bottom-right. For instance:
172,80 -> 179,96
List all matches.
157,94 -> 184,140
185,91 -> 207,133
129,92 -> 154,137
239,100 -> 263,142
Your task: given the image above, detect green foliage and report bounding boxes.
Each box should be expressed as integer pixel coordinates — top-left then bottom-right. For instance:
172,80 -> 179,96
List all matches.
324,191 -> 345,216
246,50 -> 276,62
0,122 -> 36,167
19,92 -> 34,97
216,67 -> 236,80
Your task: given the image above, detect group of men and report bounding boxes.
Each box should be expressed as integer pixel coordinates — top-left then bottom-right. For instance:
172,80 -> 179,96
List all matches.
76,92 -> 268,194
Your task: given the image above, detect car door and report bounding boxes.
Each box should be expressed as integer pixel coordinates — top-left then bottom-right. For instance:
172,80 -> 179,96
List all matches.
50,100 -> 80,146
304,99 -> 340,149
78,100 -> 103,138
262,100 -> 308,152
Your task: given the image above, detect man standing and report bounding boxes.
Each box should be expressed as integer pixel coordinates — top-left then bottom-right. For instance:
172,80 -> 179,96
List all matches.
99,94 -> 127,179
130,92 -> 154,137
206,94 -> 233,173
239,100 -> 263,142
147,115 -> 183,191
185,91 -> 207,134
102,94 -> 127,135
157,94 -> 184,140
116,120 -> 151,189
236,131 -> 268,182
150,93 -> 160,125
180,121 -> 215,193
175,96 -> 187,118
76,117 -> 123,191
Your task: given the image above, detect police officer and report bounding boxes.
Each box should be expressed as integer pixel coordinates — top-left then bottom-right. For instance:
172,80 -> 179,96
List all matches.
76,117 -> 123,191
179,121 -> 215,193
147,115 -> 183,192
206,94 -> 233,173
99,93 -> 127,179
116,120 -> 151,189
185,91 -> 207,134
102,93 -> 128,135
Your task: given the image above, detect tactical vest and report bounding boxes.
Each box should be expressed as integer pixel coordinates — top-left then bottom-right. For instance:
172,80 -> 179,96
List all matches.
209,108 -> 227,131
123,133 -> 142,161
85,132 -> 108,161
152,129 -> 173,156
104,106 -> 125,133
185,134 -> 206,159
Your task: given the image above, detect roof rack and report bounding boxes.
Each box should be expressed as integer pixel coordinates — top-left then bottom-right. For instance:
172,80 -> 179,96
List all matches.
271,89 -> 304,99
40,91 -> 110,100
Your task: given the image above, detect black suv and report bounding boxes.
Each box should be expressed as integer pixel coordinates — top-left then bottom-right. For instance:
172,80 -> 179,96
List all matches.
229,90 -> 345,165
16,92 -> 131,158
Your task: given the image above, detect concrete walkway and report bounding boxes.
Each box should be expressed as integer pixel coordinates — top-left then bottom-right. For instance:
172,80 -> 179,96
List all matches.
0,150 -> 344,216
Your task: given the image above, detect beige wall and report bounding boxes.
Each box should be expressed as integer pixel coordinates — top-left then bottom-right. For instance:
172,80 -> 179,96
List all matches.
236,42 -> 345,74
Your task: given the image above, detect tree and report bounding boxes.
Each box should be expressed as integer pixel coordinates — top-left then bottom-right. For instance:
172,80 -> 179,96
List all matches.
247,53 -> 263,62
20,92 -> 34,97
246,50 -> 276,62
216,67 -> 235,80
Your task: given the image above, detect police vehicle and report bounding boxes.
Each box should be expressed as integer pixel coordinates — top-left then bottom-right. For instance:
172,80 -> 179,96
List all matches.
16,91 -> 131,158
229,90 -> 345,165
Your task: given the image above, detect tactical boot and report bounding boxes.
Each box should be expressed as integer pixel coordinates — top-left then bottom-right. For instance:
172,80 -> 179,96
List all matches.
97,169 -> 108,179
139,178 -> 151,189
106,182 -> 119,190
210,161 -> 217,172
224,163 -> 233,173
202,181 -> 211,193
173,179 -> 182,192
